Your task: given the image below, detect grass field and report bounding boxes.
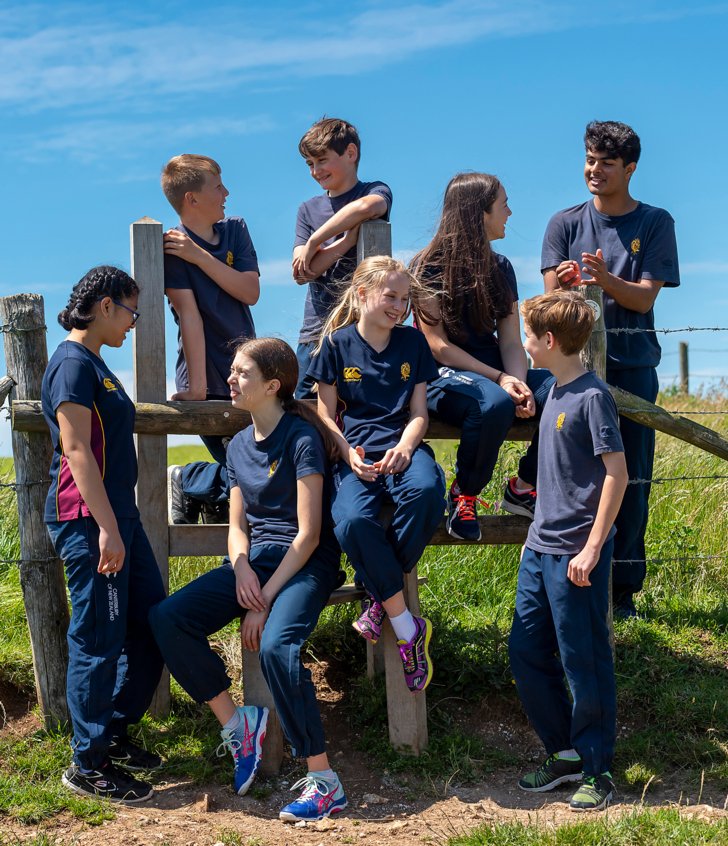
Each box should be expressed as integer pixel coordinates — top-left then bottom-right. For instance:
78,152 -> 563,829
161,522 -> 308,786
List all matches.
0,389 -> 726,843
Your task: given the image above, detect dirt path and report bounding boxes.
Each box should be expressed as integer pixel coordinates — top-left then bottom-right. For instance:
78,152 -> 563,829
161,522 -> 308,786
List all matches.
2,678 -> 726,845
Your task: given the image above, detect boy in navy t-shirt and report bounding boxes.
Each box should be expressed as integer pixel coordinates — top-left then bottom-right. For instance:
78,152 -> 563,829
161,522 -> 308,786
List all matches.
161,154 -> 260,524
293,118 -> 392,398
540,121 -> 679,617
509,291 -> 627,813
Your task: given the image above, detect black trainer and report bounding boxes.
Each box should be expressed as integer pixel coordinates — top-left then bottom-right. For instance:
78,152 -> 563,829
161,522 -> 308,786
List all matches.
62,761 -> 154,804
500,476 -> 537,519
109,736 -> 162,771
167,465 -> 201,524
200,500 -> 230,524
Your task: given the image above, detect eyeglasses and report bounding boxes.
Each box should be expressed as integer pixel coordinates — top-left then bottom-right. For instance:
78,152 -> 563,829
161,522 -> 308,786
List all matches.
111,300 -> 141,325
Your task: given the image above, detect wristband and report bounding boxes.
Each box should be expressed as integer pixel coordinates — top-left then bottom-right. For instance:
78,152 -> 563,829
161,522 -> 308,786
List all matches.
494,370 -> 504,385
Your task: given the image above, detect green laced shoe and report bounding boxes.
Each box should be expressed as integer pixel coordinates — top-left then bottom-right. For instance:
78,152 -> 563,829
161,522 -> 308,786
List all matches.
569,773 -> 614,811
518,753 -> 583,792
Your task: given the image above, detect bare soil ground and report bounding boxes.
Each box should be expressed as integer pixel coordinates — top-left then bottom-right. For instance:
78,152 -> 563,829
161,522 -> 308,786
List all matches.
2,667 -> 726,846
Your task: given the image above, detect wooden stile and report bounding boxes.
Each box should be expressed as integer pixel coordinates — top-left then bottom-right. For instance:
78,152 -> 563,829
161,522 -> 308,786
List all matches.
130,217 -> 171,715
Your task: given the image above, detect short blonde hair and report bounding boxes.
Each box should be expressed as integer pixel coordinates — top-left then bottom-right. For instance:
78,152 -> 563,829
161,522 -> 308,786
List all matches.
161,154 -> 221,214
520,291 -> 595,356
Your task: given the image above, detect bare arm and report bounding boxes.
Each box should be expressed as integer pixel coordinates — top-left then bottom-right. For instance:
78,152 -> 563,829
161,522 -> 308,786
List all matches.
241,474 -> 324,650
292,225 -> 360,284
418,294 -> 534,416
57,403 -> 124,574
163,229 -> 260,305
544,254 -> 665,314
316,381 -> 377,482
567,451 -> 629,586
166,288 -> 207,400
228,485 -> 267,612
296,195 -> 388,275
375,381 -> 429,475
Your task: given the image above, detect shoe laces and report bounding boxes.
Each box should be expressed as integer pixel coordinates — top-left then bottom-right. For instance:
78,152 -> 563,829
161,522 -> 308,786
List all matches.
510,479 -> 536,500
290,774 -> 332,800
216,719 -> 255,760
453,492 -> 488,521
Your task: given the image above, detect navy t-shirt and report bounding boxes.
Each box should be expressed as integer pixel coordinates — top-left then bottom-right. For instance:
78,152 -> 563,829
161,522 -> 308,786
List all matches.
418,252 -> 519,370
42,341 -> 139,522
307,323 -> 439,456
526,371 -> 624,555
165,217 -> 259,397
295,181 -> 393,343
541,201 -> 680,370
226,412 -> 339,562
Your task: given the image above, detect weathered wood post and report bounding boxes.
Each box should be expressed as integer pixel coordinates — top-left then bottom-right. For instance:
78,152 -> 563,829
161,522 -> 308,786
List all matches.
679,341 -> 689,395
357,221 -> 429,753
577,284 -> 615,646
0,294 -> 70,727
130,217 -> 170,714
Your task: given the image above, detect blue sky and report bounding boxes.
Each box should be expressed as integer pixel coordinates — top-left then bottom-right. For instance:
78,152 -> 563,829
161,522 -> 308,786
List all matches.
1,0 -> 727,454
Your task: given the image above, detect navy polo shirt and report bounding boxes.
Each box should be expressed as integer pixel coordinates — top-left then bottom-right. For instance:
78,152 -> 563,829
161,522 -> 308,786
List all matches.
541,201 -> 680,370
42,341 -> 139,522
307,323 -> 438,456
418,252 -> 519,370
165,217 -> 259,397
295,180 -> 393,343
527,371 -> 624,556
226,412 -> 339,560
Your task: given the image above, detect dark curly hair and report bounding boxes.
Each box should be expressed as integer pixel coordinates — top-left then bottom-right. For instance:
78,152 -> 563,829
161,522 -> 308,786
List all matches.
585,121 -> 641,166
58,266 -> 139,331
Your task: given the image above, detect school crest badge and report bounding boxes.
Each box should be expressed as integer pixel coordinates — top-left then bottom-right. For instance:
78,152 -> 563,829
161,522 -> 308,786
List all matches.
630,238 -> 641,255
343,367 -> 362,383
103,378 -> 118,392
401,362 -> 411,381
268,460 -> 278,477
226,250 -> 234,266
556,412 -> 566,430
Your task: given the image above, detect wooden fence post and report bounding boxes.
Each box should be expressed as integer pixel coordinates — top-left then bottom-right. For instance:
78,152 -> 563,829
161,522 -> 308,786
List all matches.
679,342 -> 689,394
0,294 -> 70,727
357,221 -> 393,681
130,217 -> 170,715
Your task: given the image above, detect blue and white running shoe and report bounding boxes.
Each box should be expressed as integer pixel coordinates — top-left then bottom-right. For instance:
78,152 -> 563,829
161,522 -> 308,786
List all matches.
279,773 -> 348,822
216,705 -> 268,795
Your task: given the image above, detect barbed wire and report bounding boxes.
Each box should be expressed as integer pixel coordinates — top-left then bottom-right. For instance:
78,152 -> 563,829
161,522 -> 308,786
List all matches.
0,480 -> 47,490
614,554 -> 727,565
606,326 -> 728,334
662,349 -> 728,355
0,556 -> 56,567
628,474 -> 728,485
659,409 -> 728,416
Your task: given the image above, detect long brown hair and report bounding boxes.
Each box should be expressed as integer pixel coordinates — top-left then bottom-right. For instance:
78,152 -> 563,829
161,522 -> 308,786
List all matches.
411,172 -> 514,340
234,337 -> 339,462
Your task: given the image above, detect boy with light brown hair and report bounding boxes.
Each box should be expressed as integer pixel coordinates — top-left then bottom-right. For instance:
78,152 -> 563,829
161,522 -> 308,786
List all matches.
509,290 -> 628,812
162,154 -> 260,523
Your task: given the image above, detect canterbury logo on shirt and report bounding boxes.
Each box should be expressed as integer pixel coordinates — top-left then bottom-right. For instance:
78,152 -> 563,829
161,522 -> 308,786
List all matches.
556,412 -> 566,430
102,378 -> 118,392
226,250 -> 234,266
268,460 -> 278,477
630,238 -> 641,255
343,367 -> 362,383
400,362 -> 411,381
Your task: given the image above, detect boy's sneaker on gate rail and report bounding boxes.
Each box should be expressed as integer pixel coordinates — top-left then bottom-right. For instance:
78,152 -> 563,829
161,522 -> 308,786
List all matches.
446,481 -> 484,541
500,477 -> 537,520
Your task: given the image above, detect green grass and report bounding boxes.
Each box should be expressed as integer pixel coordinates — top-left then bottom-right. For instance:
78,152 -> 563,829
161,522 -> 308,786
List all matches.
448,809 -> 728,845
0,391 -> 727,831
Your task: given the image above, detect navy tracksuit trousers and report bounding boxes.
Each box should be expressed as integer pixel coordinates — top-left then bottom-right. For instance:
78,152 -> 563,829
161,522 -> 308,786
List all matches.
426,367 -> 555,495
46,516 -> 166,770
508,542 -> 616,777
149,545 -> 339,759
331,445 -> 446,604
